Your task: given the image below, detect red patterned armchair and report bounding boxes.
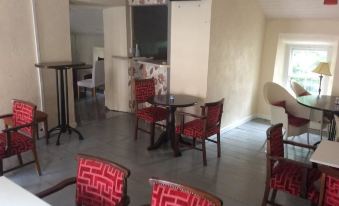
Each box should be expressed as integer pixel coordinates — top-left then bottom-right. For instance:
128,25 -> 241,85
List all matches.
262,123 -> 320,206
149,178 -> 223,206
134,78 -> 168,147
37,154 -> 130,206
176,99 -> 224,166
318,165 -> 339,206
0,99 -> 41,176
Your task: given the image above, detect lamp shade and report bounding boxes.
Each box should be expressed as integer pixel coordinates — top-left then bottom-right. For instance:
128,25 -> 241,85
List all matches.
312,62 -> 332,76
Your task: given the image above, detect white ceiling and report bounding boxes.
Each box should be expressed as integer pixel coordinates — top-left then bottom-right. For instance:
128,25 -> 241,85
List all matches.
258,0 -> 339,19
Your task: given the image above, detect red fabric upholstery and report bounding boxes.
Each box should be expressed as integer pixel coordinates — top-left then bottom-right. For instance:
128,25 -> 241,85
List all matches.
76,156 -> 127,206
136,107 -> 168,123
0,132 -> 33,158
288,114 -> 310,127
175,119 -> 219,139
151,183 -> 214,206
299,91 -> 310,97
322,175 -> 339,206
268,124 -> 284,158
135,78 -> 155,103
12,100 -> 35,136
270,162 -> 320,203
266,124 -> 320,204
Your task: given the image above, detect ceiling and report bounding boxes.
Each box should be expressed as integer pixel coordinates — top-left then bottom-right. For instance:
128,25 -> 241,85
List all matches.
70,0 -> 125,7
257,0 -> 339,19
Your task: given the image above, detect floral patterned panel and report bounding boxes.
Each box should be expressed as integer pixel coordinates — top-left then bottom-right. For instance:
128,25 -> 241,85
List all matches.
129,0 -> 167,5
128,59 -> 169,111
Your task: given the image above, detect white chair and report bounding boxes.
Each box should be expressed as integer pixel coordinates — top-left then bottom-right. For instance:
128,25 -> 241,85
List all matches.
77,60 -> 105,100
263,82 -> 311,144
290,80 -> 329,140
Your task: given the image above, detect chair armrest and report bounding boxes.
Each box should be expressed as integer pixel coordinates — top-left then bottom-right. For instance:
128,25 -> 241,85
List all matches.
283,140 -> 316,151
36,177 -> 76,198
0,114 -> 13,119
177,111 -> 206,119
2,123 -> 33,133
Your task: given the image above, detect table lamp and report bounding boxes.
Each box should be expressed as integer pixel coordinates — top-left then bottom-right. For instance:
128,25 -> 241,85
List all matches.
312,62 -> 332,96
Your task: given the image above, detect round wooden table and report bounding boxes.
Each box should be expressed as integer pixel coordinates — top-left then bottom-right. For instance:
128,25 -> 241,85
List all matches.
297,95 -> 339,141
148,94 -> 199,156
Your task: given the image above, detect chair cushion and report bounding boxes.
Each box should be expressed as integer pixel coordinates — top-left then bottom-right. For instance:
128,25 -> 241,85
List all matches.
175,119 -> 219,139
77,79 -> 94,88
322,175 -> 339,206
270,162 -> 320,203
288,114 -> 310,127
151,183 -> 214,206
0,132 -> 33,158
136,107 -> 168,123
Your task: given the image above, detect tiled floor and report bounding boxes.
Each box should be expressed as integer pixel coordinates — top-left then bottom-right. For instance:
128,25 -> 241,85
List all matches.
3,112 -> 320,206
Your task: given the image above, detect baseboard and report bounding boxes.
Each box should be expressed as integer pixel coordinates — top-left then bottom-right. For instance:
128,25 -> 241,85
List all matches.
221,115 -> 256,134
255,113 -> 270,120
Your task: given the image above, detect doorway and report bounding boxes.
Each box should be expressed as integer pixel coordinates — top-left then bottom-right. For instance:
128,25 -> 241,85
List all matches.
69,4 -> 106,125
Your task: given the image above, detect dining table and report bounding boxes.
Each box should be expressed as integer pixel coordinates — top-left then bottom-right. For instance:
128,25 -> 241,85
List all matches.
297,95 -> 339,141
148,94 -> 199,157
0,176 -> 50,206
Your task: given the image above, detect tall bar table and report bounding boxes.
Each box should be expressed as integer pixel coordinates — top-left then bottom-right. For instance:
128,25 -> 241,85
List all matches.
35,62 -> 85,145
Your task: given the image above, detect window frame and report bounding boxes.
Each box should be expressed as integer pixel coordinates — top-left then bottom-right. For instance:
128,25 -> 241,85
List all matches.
283,44 -> 332,95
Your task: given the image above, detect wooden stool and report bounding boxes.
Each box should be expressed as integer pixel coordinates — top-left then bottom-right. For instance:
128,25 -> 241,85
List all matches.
3,110 -> 49,144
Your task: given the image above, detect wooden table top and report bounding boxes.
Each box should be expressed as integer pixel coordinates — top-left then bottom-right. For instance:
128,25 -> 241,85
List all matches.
35,61 -> 85,69
297,95 -> 339,113
150,94 -> 199,108
0,176 -> 50,206
310,140 -> 339,168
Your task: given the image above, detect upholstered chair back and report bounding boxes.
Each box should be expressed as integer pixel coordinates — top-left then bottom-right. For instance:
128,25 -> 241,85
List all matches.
149,178 -> 222,206
12,99 -> 36,137
76,154 -> 130,206
134,78 -> 155,103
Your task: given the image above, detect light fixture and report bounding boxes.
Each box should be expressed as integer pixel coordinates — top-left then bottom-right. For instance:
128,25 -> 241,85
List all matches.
312,62 -> 332,96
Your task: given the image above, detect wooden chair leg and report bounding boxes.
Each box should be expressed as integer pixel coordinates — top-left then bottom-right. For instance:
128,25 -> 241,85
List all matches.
150,122 -> 155,146
44,119 -> 49,145
270,189 -> 277,203
17,154 -> 23,166
217,132 -> 221,158
0,159 -> 3,176
134,117 -> 139,140
261,184 -> 270,206
202,139 -> 207,166
77,86 -> 80,100
32,148 -> 41,176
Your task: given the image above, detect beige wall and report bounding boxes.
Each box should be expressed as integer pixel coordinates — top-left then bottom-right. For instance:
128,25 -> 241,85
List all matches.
0,1 -> 40,120
0,0 -> 74,129
35,0 -> 75,127
103,6 -> 130,112
169,0 -> 212,99
257,19 -> 339,118
207,0 -> 265,128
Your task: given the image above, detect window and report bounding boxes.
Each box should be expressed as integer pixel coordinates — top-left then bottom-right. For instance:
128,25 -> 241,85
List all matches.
285,45 -> 330,95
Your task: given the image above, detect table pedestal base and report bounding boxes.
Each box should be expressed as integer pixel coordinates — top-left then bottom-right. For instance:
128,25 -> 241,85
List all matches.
49,125 -> 84,145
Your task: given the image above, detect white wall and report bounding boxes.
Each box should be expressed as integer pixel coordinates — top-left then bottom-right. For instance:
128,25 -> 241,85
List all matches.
71,33 -> 104,65
0,1 -> 40,120
257,19 -> 339,118
207,0 -> 266,128
103,6 -> 130,112
35,0 -> 75,127
0,0 -> 74,128
169,0 -> 212,99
